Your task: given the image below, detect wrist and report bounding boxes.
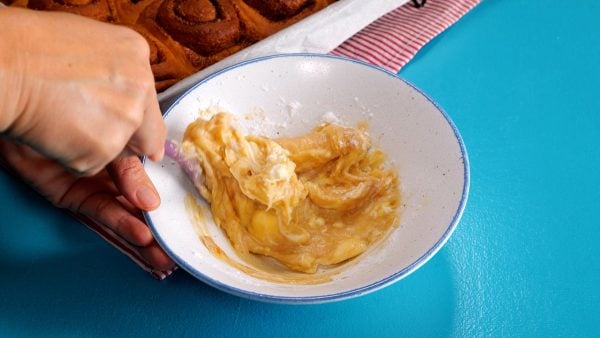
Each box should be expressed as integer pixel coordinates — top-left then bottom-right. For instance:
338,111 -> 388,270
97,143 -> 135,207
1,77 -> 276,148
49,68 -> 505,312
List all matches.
0,7 -> 30,135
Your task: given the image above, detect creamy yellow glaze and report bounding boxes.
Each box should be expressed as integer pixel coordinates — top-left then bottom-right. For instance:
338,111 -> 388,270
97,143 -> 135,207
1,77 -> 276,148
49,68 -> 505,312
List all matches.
185,194 -> 336,284
182,112 -> 400,274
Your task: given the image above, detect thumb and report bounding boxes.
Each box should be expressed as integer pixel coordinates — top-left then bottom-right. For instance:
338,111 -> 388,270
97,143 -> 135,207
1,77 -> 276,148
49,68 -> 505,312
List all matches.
107,154 -> 160,211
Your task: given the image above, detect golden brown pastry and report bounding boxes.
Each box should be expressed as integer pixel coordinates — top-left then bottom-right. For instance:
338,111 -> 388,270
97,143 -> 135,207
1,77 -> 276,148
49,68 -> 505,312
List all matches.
26,0 -> 117,22
136,0 -> 251,90
155,0 -> 240,56
233,0 -> 334,42
243,0 -> 313,20
2,0 -> 338,92
131,21 -> 198,90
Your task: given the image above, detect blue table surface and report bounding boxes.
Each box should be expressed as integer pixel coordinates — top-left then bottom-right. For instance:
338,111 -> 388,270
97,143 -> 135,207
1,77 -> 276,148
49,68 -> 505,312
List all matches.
2,0 -> 599,336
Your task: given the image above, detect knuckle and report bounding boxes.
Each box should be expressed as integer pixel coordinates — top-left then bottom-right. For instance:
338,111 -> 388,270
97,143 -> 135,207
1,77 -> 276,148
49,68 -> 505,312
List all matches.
68,158 -> 93,177
119,26 -> 147,47
135,78 -> 154,95
124,30 -> 150,59
115,157 -> 143,178
73,161 -> 103,177
118,71 -> 149,92
112,99 -> 143,129
139,130 -> 164,156
125,106 -> 145,128
112,213 -> 131,239
96,135 -> 127,164
93,196 -> 112,217
120,86 -> 152,127
134,37 -> 151,59
108,135 -> 129,156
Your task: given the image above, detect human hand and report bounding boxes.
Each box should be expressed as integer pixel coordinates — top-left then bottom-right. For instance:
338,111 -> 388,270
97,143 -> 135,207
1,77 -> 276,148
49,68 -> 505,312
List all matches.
0,7 -> 165,176
0,138 -> 175,271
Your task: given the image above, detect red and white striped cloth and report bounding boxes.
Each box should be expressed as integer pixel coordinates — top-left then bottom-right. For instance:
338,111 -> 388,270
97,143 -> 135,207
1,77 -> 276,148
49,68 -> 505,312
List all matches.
2,0 -> 479,280
332,0 -> 480,72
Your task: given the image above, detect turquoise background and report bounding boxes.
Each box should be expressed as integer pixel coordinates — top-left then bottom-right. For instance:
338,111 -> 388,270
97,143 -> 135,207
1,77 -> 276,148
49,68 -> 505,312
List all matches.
1,0 -> 599,336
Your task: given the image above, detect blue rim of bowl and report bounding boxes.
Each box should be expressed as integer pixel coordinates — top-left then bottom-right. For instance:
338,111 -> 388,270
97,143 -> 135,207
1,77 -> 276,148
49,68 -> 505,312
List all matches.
143,53 -> 470,304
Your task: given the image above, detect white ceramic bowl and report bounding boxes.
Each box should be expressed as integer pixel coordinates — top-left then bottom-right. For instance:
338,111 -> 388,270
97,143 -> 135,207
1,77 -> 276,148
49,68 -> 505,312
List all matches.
144,54 -> 469,303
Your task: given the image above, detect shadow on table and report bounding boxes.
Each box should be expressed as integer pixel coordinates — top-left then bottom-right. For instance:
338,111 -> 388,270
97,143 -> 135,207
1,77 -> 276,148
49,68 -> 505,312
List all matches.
0,247 -> 459,336
0,171 -> 460,336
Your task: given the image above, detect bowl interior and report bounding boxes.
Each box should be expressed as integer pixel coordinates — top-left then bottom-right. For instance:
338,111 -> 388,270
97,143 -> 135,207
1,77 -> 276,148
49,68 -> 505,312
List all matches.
144,54 -> 468,303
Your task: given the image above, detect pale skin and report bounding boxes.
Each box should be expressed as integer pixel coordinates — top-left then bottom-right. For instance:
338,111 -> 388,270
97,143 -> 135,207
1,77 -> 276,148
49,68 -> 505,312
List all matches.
0,7 -> 175,271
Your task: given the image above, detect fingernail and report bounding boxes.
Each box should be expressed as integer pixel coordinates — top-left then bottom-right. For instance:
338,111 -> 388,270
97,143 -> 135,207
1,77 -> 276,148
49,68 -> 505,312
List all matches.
151,147 -> 165,162
137,185 -> 160,209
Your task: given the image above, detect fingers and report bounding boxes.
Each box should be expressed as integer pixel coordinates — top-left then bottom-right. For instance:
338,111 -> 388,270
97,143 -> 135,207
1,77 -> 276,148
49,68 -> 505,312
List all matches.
0,139 -> 91,205
139,242 -> 176,271
125,72 -> 166,163
78,191 -> 154,247
114,31 -> 165,163
107,155 -> 160,211
77,190 -> 175,271
1,134 -> 173,271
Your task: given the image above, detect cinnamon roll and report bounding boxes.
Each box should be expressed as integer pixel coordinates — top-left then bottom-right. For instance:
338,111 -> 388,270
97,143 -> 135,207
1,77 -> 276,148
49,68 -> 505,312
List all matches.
111,0 -> 155,23
155,0 -> 240,56
233,0 -> 334,42
242,0 -> 313,21
135,0 -> 249,88
27,0 -> 117,22
1,0 -> 28,6
131,23 -> 197,91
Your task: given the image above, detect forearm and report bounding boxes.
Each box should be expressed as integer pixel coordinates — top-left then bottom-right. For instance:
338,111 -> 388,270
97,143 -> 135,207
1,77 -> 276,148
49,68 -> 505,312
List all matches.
0,7 -> 29,134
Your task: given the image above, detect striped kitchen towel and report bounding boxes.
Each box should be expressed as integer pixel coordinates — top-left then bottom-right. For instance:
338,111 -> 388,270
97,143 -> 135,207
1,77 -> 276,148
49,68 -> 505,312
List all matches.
332,0 -> 480,72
